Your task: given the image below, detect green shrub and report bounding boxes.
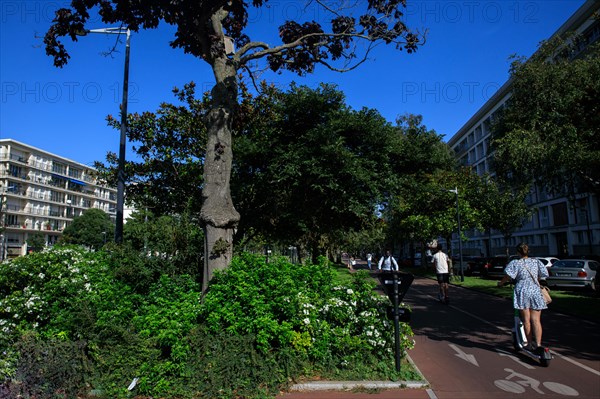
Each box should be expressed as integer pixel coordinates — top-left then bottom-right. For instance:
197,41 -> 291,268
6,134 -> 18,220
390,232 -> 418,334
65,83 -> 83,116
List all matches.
3,332 -> 91,399
1,249 -> 415,398
200,254 -> 413,381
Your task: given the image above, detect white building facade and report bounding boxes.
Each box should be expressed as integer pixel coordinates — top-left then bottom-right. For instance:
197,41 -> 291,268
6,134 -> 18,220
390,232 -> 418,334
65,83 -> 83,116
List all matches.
447,0 -> 600,257
0,139 -> 117,259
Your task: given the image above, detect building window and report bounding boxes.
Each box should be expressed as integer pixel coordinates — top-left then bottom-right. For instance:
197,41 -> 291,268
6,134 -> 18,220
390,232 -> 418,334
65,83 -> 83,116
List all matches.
68,167 -> 81,179
52,162 -> 66,175
9,165 -> 22,178
6,215 -> 19,226
50,191 -> 64,203
551,202 -> 569,226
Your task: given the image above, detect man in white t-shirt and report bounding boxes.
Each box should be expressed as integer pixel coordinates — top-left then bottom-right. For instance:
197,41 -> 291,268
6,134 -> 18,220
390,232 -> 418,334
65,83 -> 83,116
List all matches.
431,244 -> 450,304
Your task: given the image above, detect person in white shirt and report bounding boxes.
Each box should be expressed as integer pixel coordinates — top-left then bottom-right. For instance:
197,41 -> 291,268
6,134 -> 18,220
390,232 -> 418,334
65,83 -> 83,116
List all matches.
367,253 -> 373,270
378,250 -> 398,271
431,244 -> 450,304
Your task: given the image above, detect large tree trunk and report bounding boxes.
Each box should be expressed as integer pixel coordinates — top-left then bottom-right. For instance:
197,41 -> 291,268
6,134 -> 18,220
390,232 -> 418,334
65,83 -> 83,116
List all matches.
201,56 -> 240,293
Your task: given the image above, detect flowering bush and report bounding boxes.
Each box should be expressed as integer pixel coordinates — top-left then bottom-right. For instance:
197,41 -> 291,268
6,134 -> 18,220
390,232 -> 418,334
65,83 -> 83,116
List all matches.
0,246 -> 203,397
1,248 -> 415,398
200,253 -> 414,376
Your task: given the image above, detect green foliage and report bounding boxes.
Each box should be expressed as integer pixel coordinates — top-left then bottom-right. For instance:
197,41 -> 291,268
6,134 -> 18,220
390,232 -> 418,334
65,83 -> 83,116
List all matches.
123,208 -> 205,281
25,232 -> 46,253
0,246 -> 100,341
186,326 -> 300,399
201,254 -> 413,377
492,39 -> 600,196
59,209 -> 114,249
1,247 -> 416,398
4,333 -> 91,399
234,83 -> 401,260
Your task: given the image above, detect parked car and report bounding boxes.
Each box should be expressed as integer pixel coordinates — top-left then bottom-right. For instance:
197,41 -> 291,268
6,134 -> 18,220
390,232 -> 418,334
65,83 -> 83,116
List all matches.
464,256 -> 490,276
486,255 -> 519,278
535,256 -> 560,271
546,259 -> 599,291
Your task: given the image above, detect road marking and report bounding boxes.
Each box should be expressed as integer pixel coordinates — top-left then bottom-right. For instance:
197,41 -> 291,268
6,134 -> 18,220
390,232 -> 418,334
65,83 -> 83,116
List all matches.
426,388 -> 439,399
496,349 -> 535,369
550,348 -> 600,376
449,343 -> 479,366
411,287 -> 600,376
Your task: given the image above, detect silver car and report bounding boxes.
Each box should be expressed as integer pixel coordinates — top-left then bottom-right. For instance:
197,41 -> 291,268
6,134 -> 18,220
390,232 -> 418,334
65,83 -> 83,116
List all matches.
546,259 -> 599,291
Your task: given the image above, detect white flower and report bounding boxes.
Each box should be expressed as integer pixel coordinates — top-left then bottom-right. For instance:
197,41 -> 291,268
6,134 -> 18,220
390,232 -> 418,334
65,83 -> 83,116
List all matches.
303,318 -> 310,325
38,273 -> 45,279
346,289 -> 354,295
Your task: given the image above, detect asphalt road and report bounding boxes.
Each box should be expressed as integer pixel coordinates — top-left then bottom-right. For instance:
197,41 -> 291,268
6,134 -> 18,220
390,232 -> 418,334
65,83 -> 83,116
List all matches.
405,275 -> 599,399
278,265 -> 600,399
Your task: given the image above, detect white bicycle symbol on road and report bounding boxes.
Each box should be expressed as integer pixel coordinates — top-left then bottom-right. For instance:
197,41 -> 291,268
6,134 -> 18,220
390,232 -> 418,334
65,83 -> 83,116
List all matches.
494,368 -> 579,396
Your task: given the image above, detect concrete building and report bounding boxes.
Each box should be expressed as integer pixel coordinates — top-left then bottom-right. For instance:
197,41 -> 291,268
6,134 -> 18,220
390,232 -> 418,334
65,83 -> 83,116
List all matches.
447,0 -> 600,257
0,139 -> 117,259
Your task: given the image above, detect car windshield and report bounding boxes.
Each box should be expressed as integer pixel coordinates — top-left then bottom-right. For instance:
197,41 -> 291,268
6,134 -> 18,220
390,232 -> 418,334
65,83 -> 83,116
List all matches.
553,260 -> 584,268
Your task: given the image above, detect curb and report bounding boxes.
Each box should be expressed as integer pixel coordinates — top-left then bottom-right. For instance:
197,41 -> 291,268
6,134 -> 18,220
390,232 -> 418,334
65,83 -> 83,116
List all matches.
289,380 -> 428,391
289,355 -> 429,392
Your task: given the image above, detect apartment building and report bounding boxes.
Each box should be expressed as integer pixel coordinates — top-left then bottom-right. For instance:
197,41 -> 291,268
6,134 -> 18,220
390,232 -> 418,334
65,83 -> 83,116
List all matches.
0,139 -> 117,259
447,0 -> 600,257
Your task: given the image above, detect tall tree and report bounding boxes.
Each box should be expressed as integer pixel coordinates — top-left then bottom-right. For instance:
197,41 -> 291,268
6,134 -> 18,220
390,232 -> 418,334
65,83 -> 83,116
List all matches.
59,208 -> 114,249
492,39 -> 600,197
234,83 -> 398,262
123,207 -> 205,279
45,0 -> 425,291
95,83 -> 208,216
384,115 -> 458,250
469,174 -> 531,256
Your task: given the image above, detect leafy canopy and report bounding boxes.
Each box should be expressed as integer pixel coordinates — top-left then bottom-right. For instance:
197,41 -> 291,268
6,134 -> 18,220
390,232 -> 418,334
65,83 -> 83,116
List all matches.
45,0 -> 424,73
59,208 -> 114,249
492,39 -> 600,197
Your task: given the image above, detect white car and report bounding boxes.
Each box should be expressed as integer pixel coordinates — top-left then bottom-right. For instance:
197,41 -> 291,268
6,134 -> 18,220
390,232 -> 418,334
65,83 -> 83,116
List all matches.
546,259 -> 599,291
535,257 -> 560,271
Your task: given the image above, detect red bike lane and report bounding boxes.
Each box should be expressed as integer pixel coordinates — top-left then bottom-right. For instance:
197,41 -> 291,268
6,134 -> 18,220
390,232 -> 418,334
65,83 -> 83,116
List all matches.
279,268 -> 600,399
404,275 -> 600,399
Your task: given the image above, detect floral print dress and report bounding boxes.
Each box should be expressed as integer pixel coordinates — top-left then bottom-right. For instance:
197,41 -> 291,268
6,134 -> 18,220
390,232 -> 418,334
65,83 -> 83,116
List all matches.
504,257 -> 549,310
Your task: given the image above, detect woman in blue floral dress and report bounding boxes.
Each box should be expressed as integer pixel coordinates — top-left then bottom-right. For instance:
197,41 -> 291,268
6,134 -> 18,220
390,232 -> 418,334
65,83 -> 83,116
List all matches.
498,243 -> 549,353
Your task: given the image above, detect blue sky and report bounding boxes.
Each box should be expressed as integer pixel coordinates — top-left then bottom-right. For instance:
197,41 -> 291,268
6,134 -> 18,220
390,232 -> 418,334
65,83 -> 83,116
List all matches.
0,0 -> 587,166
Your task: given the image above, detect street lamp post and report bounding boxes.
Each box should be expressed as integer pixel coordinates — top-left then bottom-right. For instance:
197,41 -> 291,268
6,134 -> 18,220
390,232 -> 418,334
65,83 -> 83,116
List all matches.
449,188 -> 464,282
77,27 -> 130,243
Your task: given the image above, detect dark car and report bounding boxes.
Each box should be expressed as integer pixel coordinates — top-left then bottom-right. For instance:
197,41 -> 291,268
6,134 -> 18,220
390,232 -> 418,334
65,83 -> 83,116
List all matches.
464,256 -> 490,276
486,255 -> 520,279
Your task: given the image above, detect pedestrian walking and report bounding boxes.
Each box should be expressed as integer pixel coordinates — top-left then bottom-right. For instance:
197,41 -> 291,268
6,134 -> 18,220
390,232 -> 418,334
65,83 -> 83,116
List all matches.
432,244 -> 451,304
378,250 -> 398,271
367,253 -> 373,270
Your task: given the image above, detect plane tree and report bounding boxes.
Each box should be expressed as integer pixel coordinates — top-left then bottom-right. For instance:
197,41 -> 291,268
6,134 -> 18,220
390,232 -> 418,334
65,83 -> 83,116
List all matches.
383,115 -> 460,251
96,82 -> 401,264
492,39 -> 600,198
233,83 -> 399,263
44,0 -> 424,291
59,208 -> 114,249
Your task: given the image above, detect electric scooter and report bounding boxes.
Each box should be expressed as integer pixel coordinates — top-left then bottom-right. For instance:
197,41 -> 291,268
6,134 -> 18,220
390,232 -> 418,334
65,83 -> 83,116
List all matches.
512,308 -> 552,367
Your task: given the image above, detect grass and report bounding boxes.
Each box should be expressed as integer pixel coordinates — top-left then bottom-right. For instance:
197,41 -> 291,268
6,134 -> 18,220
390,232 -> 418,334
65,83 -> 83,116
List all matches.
406,266 -> 600,322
